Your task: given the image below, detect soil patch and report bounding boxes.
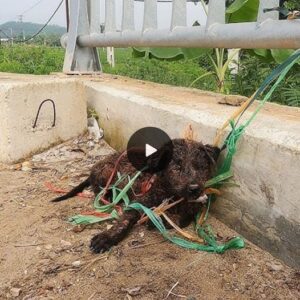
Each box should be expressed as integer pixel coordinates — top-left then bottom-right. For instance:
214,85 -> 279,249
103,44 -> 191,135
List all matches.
0,135 -> 299,299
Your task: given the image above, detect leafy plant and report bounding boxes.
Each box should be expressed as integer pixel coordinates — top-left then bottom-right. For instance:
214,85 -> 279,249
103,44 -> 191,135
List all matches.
190,48 -> 240,93
229,51 -> 300,106
284,0 -> 299,10
189,0 -> 246,93
282,87 -> 300,107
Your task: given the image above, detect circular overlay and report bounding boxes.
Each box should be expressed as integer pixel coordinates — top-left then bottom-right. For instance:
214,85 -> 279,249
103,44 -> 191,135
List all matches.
127,127 -> 173,173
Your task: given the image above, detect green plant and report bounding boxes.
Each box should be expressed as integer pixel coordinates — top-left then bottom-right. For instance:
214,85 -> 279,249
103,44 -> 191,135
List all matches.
190,0 -> 243,94
0,44 -> 64,74
190,48 -> 240,93
284,0 -> 299,10
229,51 -> 300,106
282,87 -> 300,107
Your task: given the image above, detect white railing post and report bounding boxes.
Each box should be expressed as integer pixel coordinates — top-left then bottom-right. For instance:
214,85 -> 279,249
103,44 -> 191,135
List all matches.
206,0 -> 225,28
63,0 -> 101,73
105,0 -> 116,67
105,0 -> 116,32
258,0 -> 280,22
143,0 -> 158,31
122,0 -> 135,31
171,0 -> 187,30
88,0 -> 101,33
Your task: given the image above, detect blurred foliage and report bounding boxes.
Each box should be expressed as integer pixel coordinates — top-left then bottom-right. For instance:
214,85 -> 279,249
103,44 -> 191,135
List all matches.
100,48 -> 218,92
229,51 -> 300,106
0,44 -> 64,74
284,0 -> 299,10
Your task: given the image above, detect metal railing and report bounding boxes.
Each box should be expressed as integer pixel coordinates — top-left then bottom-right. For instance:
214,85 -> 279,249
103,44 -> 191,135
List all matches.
62,0 -> 300,73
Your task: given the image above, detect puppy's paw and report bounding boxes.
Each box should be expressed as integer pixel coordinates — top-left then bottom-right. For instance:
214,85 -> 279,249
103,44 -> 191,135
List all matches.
90,233 -> 113,253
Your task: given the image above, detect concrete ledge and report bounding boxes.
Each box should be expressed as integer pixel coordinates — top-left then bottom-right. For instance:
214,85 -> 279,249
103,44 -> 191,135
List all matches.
85,76 -> 300,268
0,74 -> 87,163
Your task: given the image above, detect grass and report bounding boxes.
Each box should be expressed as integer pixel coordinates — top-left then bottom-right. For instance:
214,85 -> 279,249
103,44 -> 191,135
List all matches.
99,48 -> 217,92
0,44 -> 299,107
0,44 -> 64,75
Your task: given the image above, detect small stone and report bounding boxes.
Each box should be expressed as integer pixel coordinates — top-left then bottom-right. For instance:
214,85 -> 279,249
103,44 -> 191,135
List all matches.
21,161 -> 32,172
87,141 -> 95,148
72,260 -> 81,268
36,246 -> 42,251
139,231 -> 145,238
106,224 -> 113,230
10,288 -> 21,297
11,163 -> 22,170
60,240 -> 72,247
267,263 -> 283,272
122,286 -> 142,296
45,244 -> 53,250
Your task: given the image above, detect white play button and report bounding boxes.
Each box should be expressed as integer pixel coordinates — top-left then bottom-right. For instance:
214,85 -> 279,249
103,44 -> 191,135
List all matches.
145,144 -> 157,157
127,127 -> 173,172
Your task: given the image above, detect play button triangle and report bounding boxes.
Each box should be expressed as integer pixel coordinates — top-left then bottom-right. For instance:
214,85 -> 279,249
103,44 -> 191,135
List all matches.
127,127 -> 173,172
145,144 -> 157,157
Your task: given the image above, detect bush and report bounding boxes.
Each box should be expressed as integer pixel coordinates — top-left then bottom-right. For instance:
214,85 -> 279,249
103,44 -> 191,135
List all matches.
229,52 -> 300,106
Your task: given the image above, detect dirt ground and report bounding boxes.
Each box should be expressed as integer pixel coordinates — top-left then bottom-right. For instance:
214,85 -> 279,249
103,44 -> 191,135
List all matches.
0,134 -> 299,300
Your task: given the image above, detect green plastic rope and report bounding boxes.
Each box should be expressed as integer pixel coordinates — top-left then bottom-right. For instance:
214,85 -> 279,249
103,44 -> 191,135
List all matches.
128,202 -> 245,253
69,172 -> 143,225
202,48 -> 300,224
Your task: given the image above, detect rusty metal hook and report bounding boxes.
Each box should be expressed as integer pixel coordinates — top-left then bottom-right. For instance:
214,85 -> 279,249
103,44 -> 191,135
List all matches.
33,99 -> 56,128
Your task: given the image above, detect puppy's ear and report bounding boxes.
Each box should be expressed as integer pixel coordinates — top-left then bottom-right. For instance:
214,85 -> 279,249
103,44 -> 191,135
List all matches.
204,144 -> 221,165
146,142 -> 173,172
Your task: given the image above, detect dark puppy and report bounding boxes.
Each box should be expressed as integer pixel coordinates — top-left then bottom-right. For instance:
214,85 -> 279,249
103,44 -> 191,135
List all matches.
52,139 -> 220,253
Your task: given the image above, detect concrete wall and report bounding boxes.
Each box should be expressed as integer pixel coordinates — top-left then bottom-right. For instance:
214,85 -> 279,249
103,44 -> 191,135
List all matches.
0,74 -> 87,163
84,77 -> 300,268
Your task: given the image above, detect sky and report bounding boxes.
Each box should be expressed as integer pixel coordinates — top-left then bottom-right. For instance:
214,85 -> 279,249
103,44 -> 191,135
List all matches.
0,0 -> 207,29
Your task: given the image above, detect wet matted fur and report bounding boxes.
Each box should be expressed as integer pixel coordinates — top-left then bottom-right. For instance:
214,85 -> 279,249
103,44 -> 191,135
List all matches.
52,139 -> 220,253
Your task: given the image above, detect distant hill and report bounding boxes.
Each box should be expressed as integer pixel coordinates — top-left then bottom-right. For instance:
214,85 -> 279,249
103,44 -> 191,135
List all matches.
0,21 -> 66,38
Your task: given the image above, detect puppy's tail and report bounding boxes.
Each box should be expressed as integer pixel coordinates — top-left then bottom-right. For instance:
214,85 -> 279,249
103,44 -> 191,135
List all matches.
51,177 -> 90,202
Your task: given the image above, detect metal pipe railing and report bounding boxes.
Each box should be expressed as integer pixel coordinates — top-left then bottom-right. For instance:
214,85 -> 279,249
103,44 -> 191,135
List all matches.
77,20 -> 300,49
62,0 -> 299,73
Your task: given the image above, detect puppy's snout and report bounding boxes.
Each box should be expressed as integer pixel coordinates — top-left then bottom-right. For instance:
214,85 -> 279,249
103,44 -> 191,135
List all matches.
188,184 -> 200,192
